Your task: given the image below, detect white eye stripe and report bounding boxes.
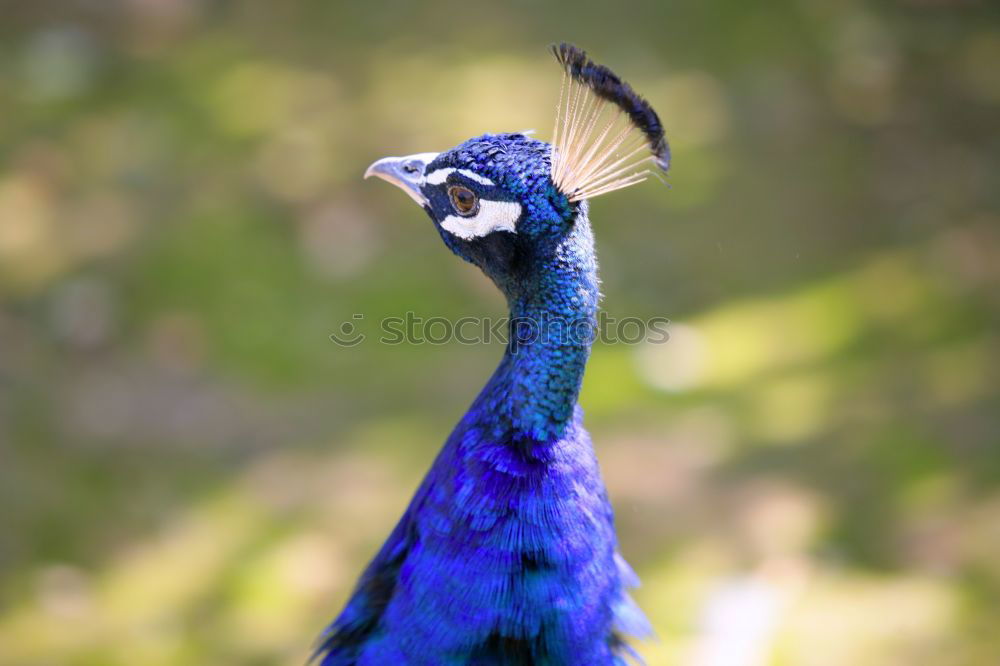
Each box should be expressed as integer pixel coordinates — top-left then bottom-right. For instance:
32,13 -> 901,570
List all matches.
424,169 -> 452,185
441,200 -> 521,240
424,168 -> 495,187
457,169 -> 495,186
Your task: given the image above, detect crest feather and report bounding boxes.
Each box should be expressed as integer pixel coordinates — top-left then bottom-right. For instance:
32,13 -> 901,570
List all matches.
550,43 -> 670,202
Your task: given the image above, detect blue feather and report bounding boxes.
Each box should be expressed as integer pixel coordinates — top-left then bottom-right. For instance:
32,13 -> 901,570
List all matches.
317,132 -> 652,665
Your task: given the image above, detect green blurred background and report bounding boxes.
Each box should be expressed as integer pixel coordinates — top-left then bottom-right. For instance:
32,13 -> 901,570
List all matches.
1,1 -> 998,664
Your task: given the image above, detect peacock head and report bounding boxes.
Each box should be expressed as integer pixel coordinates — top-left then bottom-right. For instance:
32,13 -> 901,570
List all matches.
364,44 -> 670,289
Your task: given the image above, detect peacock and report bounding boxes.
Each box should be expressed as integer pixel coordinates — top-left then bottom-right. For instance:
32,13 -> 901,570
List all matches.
315,44 -> 671,665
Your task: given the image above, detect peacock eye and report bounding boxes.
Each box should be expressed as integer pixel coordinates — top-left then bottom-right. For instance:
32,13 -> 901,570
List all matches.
448,185 -> 478,216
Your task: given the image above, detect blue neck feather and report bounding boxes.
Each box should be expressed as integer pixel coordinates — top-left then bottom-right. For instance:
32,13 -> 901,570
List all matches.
473,207 -> 599,443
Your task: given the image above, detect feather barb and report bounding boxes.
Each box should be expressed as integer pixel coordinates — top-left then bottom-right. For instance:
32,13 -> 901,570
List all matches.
549,43 -> 670,202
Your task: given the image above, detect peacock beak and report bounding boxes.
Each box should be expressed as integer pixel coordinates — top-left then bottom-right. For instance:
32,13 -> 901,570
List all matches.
364,152 -> 439,207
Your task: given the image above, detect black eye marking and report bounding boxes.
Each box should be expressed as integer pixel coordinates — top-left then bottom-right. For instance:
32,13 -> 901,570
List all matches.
448,185 -> 479,217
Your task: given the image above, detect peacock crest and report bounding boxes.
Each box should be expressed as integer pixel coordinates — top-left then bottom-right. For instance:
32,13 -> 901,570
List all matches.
550,43 -> 670,202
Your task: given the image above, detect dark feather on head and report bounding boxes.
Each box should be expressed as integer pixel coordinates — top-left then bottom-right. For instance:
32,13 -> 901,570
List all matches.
551,43 -> 670,172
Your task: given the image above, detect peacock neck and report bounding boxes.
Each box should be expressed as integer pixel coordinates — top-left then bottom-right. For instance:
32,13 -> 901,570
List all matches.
473,210 -> 600,444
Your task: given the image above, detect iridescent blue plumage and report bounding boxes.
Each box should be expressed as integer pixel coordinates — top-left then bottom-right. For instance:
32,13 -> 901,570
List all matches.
318,45 -> 668,664
317,134 -> 650,665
